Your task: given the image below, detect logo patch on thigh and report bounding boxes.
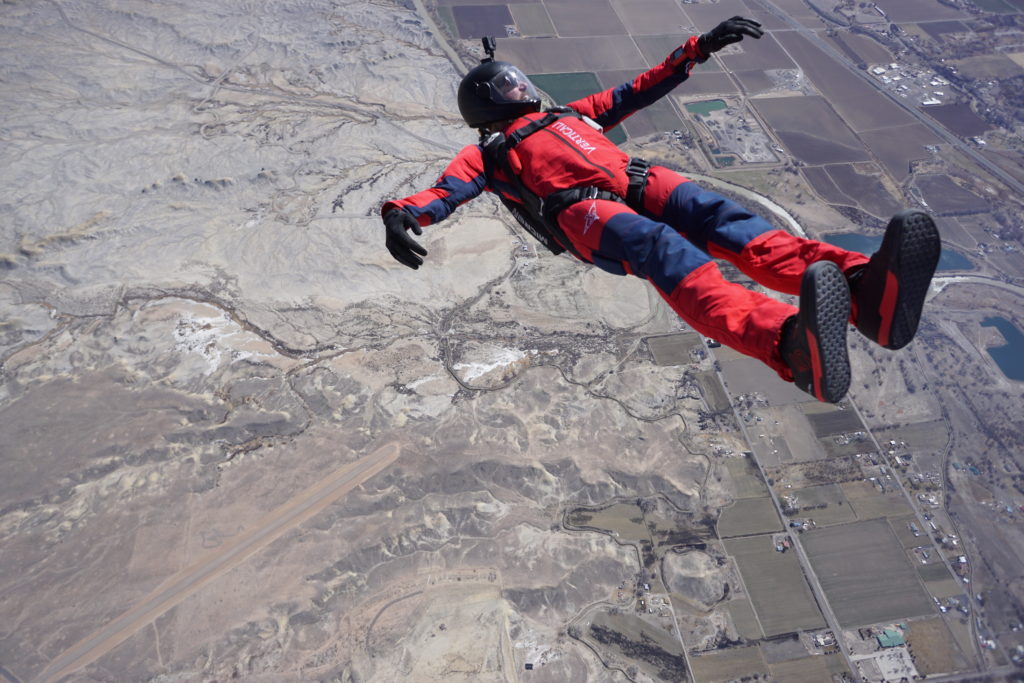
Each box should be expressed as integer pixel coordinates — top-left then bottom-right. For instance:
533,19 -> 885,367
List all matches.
583,201 -> 599,235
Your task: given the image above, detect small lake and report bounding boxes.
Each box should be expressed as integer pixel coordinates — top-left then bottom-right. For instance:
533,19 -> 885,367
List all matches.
823,233 -> 973,271
685,99 -> 728,116
981,316 -> 1024,381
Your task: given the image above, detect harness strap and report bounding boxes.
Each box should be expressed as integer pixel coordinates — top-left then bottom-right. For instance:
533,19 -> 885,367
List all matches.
625,157 -> 651,211
507,106 -> 575,148
482,120 -> 589,262
482,108 -> 651,263
541,187 -> 625,228
542,157 -> 652,226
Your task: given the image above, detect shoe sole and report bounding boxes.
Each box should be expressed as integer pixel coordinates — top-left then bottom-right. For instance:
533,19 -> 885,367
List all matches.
872,210 -> 941,350
802,262 -> 851,403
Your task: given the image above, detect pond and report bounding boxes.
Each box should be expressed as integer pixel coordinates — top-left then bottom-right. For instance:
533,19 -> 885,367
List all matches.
685,99 -> 728,116
823,233 -> 973,271
981,316 -> 1024,381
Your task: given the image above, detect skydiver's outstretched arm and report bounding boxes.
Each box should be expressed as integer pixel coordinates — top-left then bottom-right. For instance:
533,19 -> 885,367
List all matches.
379,144 -> 491,269
567,16 -> 763,131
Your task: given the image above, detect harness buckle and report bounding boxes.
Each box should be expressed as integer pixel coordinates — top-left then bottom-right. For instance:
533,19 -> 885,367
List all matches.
626,157 -> 650,180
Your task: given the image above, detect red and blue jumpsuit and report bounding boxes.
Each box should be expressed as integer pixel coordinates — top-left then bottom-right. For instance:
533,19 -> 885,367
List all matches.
382,36 -> 868,382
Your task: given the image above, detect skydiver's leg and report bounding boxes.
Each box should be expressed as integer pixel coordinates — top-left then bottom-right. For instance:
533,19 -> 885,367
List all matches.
641,167 -> 869,296
557,198 -> 798,378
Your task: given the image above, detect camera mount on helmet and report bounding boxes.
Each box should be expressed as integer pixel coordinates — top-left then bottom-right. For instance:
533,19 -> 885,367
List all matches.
481,36 -> 496,62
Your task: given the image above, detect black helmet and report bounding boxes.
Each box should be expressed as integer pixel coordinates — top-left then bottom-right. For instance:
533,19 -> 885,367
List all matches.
457,60 -> 541,128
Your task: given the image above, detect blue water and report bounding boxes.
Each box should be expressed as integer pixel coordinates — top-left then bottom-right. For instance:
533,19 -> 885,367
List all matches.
981,316 -> 1024,381
823,233 -> 973,272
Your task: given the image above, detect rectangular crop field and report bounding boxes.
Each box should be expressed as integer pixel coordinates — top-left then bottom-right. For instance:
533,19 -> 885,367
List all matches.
724,535 -> 825,636
646,332 -> 701,366
719,33 -> 795,71
509,4 -> 555,36
726,598 -> 763,640
735,69 -> 779,96
697,370 -> 731,412
680,0 -> 753,27
452,5 -> 513,39
874,0 -> 972,21
831,31 -> 893,66
824,164 -> 903,219
842,480 -> 914,519
770,653 -> 848,681
752,96 -> 870,165
612,0 -> 690,37
918,563 -> 964,599
673,71 -> 740,97
921,102 -> 991,138
717,497 -> 782,538
803,405 -> 865,437
719,356 -> 809,405
725,455 -> 769,499
872,419 -> 950,453
803,166 -> 851,205
499,36 -> 645,73
859,123 -> 944,181
906,617 -> 966,675
789,484 -> 856,526
689,645 -> 768,681
802,519 -> 935,627
777,456 -> 862,489
768,0 -> 827,25
916,174 -> 989,215
889,514 -> 926,548
545,0 -> 627,37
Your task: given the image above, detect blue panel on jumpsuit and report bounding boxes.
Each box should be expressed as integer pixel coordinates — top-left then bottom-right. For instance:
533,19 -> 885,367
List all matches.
406,174 -> 486,223
661,181 -> 774,256
597,212 -> 710,294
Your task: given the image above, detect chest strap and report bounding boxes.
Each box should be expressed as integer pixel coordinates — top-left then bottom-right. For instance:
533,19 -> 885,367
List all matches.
482,110 -> 590,261
541,157 -> 652,227
506,107 -> 577,148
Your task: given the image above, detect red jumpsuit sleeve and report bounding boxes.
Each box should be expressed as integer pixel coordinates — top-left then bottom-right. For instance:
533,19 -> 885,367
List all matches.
381,144 -> 489,227
567,35 -> 707,132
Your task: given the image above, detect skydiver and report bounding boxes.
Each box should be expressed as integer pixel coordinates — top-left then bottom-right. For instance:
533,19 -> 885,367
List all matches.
380,17 -> 941,403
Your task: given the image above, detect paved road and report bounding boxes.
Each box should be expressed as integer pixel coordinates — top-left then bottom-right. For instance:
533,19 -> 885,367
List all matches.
35,444 -> 401,683
718,380 -> 856,672
932,274 -> 1024,299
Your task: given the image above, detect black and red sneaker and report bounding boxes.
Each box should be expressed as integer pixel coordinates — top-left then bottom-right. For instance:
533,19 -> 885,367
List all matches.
780,261 -> 852,403
849,210 -> 940,350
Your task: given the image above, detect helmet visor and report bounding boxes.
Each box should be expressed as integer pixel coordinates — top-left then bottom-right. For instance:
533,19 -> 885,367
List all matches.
488,66 -> 539,104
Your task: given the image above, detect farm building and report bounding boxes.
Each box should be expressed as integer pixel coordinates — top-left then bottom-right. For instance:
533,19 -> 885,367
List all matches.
877,628 -> 906,648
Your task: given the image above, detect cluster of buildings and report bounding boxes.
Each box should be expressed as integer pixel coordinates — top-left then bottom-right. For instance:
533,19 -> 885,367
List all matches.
773,533 -> 792,553
869,62 -> 952,106
849,624 -> 921,682
934,595 -> 970,616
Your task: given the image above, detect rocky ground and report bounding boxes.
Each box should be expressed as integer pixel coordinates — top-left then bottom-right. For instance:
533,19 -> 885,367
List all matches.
0,2 -> 731,680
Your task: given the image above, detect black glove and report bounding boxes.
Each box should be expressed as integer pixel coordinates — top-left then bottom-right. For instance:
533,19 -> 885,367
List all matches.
698,16 -> 763,56
384,209 -> 427,269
